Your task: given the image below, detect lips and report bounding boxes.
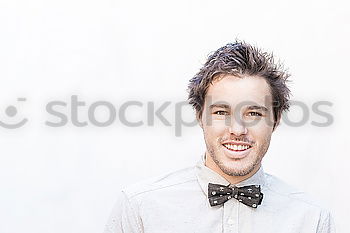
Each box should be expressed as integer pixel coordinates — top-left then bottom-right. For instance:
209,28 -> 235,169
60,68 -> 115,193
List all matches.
222,140 -> 252,149
223,143 -> 251,151
222,141 -> 253,159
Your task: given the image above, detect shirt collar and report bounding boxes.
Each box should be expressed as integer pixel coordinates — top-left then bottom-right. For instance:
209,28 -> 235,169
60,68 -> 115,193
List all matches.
195,153 -> 267,197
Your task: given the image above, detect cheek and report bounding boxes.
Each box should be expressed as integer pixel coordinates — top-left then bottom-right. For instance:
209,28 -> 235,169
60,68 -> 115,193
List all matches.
251,131 -> 272,151
246,117 -> 274,131
203,126 -> 224,138
202,125 -> 227,147
247,124 -> 273,144
203,119 -> 228,132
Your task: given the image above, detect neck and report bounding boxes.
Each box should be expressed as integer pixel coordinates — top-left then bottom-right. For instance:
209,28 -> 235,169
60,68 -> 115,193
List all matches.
204,151 -> 261,185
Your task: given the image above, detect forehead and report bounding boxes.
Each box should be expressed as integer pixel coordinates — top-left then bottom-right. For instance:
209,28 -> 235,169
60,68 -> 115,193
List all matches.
205,75 -> 272,107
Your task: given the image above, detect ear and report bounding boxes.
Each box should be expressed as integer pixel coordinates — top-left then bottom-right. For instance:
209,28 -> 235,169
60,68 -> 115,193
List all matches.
272,114 -> 281,132
196,112 -> 203,129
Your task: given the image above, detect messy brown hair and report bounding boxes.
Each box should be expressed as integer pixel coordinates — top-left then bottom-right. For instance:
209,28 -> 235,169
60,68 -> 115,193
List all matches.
187,41 -> 291,129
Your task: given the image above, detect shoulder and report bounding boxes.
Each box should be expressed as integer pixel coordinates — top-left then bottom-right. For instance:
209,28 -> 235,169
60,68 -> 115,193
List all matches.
264,173 -> 329,210
121,165 -> 198,200
264,173 -> 336,232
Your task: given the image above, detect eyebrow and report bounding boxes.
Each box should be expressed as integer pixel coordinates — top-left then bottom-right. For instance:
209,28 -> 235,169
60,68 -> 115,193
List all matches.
209,103 -> 268,112
246,105 -> 269,112
209,103 -> 231,110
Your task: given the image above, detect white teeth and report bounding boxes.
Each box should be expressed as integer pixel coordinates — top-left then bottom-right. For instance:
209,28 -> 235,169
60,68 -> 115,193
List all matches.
224,144 -> 251,151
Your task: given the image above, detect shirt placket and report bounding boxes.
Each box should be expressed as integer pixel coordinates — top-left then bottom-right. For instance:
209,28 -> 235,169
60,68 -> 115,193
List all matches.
223,199 -> 239,233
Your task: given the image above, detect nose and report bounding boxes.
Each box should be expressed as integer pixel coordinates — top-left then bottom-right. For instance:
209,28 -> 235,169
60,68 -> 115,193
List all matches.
228,117 -> 248,136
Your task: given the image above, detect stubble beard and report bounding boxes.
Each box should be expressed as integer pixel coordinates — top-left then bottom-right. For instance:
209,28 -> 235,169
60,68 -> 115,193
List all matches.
205,136 -> 271,177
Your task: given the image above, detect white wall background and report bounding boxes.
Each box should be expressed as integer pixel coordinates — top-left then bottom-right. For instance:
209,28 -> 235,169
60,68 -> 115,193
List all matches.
1,0 -> 349,232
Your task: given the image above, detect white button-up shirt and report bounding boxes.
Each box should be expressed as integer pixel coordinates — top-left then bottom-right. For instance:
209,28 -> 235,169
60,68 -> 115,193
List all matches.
104,155 -> 335,233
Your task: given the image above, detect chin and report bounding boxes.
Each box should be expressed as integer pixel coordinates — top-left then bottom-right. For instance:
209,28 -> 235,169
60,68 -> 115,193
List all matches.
218,156 -> 258,177
222,165 -> 255,177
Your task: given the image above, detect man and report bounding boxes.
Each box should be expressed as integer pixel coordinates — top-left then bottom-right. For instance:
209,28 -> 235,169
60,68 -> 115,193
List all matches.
104,41 -> 335,233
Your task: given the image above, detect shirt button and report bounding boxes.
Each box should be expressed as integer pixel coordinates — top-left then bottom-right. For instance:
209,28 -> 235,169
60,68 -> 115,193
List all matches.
227,218 -> 235,225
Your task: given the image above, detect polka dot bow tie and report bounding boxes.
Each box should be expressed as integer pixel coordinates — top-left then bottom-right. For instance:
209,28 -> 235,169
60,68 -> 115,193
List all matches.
208,183 -> 264,208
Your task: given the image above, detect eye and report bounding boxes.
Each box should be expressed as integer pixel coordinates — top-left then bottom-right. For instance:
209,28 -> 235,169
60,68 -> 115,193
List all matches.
213,111 -> 229,115
247,112 -> 262,117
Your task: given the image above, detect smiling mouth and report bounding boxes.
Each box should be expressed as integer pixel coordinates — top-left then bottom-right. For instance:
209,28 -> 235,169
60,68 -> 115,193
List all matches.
222,143 -> 252,152
221,142 -> 253,159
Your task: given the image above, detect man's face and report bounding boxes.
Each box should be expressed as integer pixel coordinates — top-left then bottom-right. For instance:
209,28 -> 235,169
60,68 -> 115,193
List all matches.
198,75 -> 276,178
